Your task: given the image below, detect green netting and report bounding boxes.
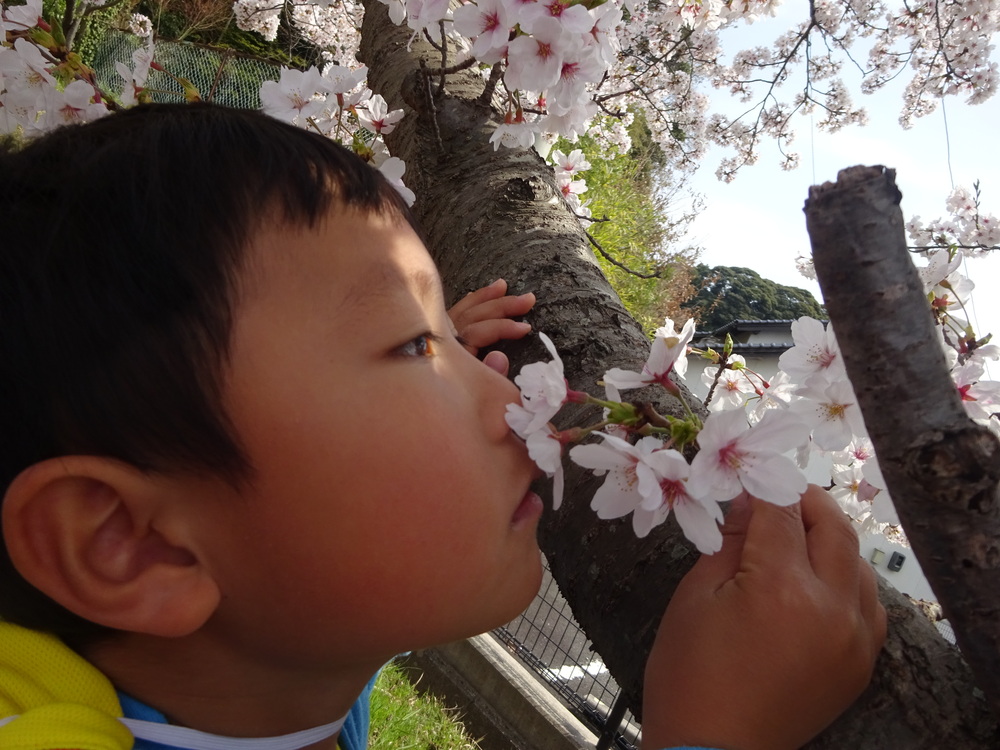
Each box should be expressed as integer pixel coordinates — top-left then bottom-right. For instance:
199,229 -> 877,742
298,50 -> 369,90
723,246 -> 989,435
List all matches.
90,30 -> 280,110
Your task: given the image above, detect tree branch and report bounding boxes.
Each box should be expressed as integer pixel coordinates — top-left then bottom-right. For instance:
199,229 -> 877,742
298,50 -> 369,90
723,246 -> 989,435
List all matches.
586,230 -> 664,279
805,164 -> 1000,718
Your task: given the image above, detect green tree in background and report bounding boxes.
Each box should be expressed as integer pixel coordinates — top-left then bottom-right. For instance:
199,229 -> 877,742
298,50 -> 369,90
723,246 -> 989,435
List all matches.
683,264 -> 825,330
571,117 -> 701,336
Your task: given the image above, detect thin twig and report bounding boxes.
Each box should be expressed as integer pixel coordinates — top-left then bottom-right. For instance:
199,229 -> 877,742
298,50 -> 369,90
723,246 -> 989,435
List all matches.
586,231 -> 663,279
418,59 -> 444,152
437,57 -> 478,76
702,356 -> 729,410
206,48 -> 232,103
477,63 -> 503,106
438,21 -> 447,94
422,28 -> 444,52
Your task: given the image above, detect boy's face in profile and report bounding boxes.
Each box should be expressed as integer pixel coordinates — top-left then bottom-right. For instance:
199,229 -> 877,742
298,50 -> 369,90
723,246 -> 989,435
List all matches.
196,207 -> 544,670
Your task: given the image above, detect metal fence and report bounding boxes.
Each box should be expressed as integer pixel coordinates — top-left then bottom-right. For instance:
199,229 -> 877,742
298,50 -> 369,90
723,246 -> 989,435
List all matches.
494,561 -> 640,750
495,559 -> 962,750
90,30 -> 280,109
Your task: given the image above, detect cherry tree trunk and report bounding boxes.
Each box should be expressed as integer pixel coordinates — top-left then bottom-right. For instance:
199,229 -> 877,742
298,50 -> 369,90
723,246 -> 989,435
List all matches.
358,8 -> 1000,746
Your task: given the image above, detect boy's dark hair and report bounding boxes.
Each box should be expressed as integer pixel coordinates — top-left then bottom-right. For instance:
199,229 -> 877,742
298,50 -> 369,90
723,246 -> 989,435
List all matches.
0,102 -> 414,643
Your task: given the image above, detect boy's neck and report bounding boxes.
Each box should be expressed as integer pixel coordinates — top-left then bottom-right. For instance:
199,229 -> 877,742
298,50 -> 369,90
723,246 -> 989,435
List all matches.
83,630 -> 379,743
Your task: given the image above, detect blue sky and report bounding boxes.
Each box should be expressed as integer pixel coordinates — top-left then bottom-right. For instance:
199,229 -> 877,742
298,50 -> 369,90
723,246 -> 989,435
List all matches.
684,6 -> 1000,342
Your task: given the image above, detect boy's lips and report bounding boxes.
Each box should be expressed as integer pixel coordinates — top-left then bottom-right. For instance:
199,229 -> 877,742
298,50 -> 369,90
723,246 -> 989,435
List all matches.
511,490 -> 544,527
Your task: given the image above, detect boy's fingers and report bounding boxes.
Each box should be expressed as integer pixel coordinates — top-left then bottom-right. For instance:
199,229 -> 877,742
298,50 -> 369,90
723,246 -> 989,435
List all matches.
685,492 -> 753,584
800,485 -> 862,597
449,281 -> 535,327
449,279 -> 508,317
459,319 -> 533,350
453,294 -> 536,328
482,350 -> 510,377
740,494 -> 809,573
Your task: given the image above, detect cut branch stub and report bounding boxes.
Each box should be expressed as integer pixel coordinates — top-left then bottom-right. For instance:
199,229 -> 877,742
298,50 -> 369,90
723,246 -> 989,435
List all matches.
805,164 -> 1000,719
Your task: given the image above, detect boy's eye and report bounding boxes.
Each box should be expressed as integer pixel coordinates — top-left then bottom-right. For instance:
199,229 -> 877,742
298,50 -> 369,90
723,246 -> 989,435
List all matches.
395,332 -> 440,358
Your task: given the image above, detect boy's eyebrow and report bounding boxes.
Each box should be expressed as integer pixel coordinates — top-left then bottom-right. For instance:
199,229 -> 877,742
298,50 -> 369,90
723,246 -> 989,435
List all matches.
340,263 -> 444,318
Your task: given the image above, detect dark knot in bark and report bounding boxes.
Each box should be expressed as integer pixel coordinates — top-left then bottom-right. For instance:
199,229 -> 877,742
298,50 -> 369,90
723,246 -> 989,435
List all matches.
503,175 -> 553,203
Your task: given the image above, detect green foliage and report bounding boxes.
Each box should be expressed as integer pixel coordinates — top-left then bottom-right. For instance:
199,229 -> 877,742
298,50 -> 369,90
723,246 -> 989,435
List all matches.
571,115 -> 699,336
41,0 -> 123,64
369,661 -> 481,750
132,0 -> 319,67
210,23 -> 320,69
682,264 -> 825,330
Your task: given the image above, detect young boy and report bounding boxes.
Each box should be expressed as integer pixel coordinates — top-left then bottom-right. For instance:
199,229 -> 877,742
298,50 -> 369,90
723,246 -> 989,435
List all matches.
0,102 -> 885,750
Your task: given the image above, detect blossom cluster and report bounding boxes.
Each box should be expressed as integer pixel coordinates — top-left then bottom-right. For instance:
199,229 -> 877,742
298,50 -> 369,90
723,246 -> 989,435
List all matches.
506,318 -> 811,554
548,147 -> 591,217
508,262 -> 1000,552
0,0 -> 112,133
0,0 -> 415,205
9,0 -> 988,200
222,0 -> 1000,189
257,64 -> 414,204
907,184 -> 1000,258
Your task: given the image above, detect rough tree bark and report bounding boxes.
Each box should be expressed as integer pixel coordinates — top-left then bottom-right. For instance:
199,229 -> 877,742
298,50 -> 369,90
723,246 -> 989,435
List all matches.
358,9 -> 1000,746
806,165 -> 1000,717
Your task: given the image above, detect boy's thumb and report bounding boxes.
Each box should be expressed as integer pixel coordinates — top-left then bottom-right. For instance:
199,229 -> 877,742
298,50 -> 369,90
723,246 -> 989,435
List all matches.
686,492 -> 753,584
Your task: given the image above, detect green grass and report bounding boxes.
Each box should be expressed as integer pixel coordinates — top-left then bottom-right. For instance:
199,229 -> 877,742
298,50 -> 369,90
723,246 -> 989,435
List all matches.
369,661 -> 482,750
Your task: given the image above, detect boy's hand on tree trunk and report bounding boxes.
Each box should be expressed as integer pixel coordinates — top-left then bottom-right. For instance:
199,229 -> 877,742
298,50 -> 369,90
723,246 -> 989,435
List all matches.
642,485 -> 887,750
448,279 -> 535,377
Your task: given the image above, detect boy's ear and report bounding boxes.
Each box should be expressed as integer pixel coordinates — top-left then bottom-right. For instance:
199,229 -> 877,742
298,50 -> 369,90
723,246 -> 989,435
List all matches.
2,456 -> 221,638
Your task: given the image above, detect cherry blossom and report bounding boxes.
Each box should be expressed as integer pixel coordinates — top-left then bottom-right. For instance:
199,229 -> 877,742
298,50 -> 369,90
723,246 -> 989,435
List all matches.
918,249 -> 963,292
791,378 -> 866,451
830,437 -> 876,468
404,0 -> 451,36
233,0 -> 282,42
504,18 -> 567,94
703,355 -> 754,411
604,317 -> 695,392
830,464 -> 880,519
490,115 -> 535,151
506,332 -> 567,439
556,173 -> 589,217
519,0 -> 592,36
128,13 -> 153,38
954,361 -> 1000,421
2,0 -> 41,30
636,450 -> 723,551
260,67 -> 329,124
550,148 -> 591,178
452,0 -> 511,63
322,64 -> 368,96
357,94 -> 404,135
688,409 -> 809,506
585,2 -> 623,67
116,38 -> 155,107
746,369 -> 794,423
376,157 -> 416,206
570,432 -> 723,552
40,79 -> 108,129
778,316 -> 843,384
548,45 -> 604,116
526,424 -> 565,510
